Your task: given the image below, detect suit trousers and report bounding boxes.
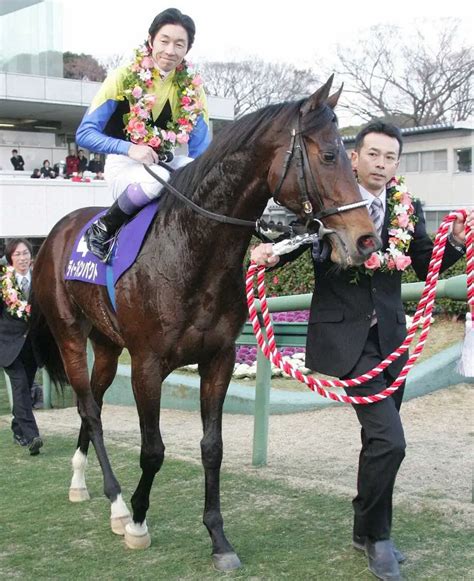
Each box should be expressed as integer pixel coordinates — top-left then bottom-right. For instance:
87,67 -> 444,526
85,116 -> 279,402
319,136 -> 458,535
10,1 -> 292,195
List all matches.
4,338 -> 40,443
342,325 -> 406,541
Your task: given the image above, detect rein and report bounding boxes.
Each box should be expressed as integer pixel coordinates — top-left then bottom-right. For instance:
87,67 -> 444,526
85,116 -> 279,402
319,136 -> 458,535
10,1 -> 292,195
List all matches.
246,210 -> 473,405
143,104 -> 367,238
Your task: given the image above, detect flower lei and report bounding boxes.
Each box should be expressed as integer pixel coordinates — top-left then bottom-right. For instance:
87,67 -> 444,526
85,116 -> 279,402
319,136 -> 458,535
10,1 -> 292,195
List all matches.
357,176 -> 418,277
0,266 -> 31,320
120,44 -> 204,157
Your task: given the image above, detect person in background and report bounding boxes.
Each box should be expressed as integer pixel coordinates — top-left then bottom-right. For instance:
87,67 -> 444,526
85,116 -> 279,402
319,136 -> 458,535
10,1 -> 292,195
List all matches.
30,169 -> 41,179
251,122 -> 472,581
87,153 -> 105,179
0,239 -> 43,456
10,149 -> 25,171
76,7 -> 210,261
65,150 -> 80,177
40,160 -> 56,179
77,149 -> 89,175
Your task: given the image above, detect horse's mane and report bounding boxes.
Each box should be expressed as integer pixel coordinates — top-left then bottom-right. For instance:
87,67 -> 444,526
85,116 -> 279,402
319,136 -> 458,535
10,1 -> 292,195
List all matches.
161,99 -> 304,212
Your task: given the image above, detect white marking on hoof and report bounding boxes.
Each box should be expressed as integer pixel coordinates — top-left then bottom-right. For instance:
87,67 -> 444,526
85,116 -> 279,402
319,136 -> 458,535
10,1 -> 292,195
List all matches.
69,488 -> 90,502
212,552 -> 242,571
69,449 -> 89,501
124,520 -> 151,550
110,494 -> 132,535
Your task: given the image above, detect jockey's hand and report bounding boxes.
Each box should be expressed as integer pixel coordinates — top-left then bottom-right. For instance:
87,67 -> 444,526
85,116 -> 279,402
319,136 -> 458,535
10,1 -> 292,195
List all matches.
128,144 -> 158,165
451,209 -> 474,245
250,243 -> 280,267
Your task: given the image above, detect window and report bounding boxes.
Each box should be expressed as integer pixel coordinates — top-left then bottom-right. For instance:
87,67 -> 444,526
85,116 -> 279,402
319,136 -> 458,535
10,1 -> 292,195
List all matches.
425,210 -> 450,234
455,148 -> 472,172
399,152 -> 419,173
420,150 -> 447,172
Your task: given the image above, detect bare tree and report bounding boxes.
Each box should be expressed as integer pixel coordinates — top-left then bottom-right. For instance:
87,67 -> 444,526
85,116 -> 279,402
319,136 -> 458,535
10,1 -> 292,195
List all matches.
63,52 -> 106,82
198,59 -> 319,118
334,19 -> 473,126
99,53 -> 130,74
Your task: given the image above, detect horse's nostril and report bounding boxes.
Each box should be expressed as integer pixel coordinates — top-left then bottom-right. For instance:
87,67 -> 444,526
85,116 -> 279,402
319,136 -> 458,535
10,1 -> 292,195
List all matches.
357,235 -> 381,256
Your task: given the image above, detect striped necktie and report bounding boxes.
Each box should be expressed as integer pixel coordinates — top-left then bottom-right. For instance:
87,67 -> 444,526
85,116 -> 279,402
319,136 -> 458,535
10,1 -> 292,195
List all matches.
370,197 -> 384,235
20,276 -> 30,299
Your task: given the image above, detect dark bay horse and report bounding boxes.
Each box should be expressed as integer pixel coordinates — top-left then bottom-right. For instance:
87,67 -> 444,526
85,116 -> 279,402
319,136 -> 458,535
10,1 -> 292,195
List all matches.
31,77 -> 379,570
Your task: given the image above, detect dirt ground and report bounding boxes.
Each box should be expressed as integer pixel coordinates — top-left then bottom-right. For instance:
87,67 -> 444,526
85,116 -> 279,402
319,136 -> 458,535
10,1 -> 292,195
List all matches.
2,383 -> 472,529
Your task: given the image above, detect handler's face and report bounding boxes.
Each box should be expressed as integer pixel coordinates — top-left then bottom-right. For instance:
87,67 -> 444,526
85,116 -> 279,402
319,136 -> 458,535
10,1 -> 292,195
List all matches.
351,132 -> 400,196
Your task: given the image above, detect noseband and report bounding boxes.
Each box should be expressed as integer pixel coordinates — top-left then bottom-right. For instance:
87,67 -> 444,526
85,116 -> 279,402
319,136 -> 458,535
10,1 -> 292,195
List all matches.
271,106 -> 368,228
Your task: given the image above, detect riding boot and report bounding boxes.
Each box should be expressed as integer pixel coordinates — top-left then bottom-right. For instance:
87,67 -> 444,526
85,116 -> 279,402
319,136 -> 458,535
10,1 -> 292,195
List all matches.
84,200 -> 130,262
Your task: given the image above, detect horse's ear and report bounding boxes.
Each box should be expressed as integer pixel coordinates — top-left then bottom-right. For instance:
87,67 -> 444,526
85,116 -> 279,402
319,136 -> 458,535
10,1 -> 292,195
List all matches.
327,83 -> 344,109
301,74 -> 334,116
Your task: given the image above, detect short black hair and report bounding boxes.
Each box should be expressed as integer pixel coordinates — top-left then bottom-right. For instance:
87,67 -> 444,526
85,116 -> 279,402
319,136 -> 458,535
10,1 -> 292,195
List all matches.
148,8 -> 196,51
5,238 -> 33,265
11,149 -> 18,154
354,122 -> 403,157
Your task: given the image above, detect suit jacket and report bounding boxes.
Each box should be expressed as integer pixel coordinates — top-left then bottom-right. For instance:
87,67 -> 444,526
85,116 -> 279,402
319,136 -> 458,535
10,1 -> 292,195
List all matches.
0,270 -> 31,368
277,197 -> 464,378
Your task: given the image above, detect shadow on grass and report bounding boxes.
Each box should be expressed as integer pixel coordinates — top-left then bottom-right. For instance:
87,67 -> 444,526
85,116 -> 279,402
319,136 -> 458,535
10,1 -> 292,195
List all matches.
0,428 -> 472,580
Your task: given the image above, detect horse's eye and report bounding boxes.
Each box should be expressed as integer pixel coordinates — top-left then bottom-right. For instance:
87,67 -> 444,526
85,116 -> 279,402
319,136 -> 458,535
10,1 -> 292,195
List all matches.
322,152 -> 336,163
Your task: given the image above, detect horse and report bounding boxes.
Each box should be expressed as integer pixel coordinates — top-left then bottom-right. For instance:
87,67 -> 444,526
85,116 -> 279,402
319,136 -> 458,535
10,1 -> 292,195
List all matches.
31,76 -> 380,571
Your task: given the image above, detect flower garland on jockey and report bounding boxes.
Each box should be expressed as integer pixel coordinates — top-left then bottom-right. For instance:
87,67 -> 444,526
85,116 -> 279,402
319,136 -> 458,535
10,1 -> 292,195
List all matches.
0,266 -> 31,321
361,176 -> 418,274
119,43 -> 204,158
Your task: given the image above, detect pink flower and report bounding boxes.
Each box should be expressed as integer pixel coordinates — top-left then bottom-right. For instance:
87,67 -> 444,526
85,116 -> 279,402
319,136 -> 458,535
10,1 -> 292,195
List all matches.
145,79 -> 153,88
130,104 -> 141,115
400,193 -> 412,206
144,94 -> 156,107
131,85 -> 143,99
177,117 -> 189,126
176,132 -> 189,144
131,63 -> 140,72
394,255 -> 412,271
364,253 -> 381,270
273,276 -> 279,285
133,121 -> 146,136
148,136 -> 161,149
181,96 -> 192,106
387,257 -> 396,270
397,213 -> 409,228
192,75 -> 203,86
141,56 -> 154,69
166,131 -> 177,143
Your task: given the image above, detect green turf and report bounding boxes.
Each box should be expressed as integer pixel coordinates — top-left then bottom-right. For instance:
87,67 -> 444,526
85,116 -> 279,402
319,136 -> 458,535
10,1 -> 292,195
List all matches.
0,428 -> 472,579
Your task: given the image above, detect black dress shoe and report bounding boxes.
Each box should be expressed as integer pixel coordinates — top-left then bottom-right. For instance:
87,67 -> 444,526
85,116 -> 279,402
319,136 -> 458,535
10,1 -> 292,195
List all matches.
353,534 -> 406,563
13,434 -> 28,447
366,539 -> 402,580
28,436 -> 43,456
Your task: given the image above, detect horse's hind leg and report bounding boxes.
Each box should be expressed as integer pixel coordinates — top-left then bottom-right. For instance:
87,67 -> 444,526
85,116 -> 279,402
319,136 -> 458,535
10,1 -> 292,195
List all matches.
199,348 -> 241,571
68,330 -> 131,533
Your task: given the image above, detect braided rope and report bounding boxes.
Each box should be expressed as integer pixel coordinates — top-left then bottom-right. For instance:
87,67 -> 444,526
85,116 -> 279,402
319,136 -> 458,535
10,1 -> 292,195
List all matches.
246,210 -> 473,405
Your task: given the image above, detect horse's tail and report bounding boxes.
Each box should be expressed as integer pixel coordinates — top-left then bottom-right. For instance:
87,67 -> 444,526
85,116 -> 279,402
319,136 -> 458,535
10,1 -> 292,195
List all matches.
29,292 -> 69,389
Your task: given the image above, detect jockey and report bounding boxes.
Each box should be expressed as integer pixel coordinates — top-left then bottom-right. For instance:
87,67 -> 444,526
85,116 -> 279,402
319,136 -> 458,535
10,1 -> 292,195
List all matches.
76,8 -> 210,261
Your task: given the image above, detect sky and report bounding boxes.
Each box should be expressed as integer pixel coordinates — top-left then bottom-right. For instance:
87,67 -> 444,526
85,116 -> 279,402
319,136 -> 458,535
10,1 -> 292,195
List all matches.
62,0 -> 472,67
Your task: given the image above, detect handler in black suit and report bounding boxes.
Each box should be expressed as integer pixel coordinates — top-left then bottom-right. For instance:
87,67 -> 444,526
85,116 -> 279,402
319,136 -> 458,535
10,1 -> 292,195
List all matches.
251,122 -> 472,581
0,238 -> 43,456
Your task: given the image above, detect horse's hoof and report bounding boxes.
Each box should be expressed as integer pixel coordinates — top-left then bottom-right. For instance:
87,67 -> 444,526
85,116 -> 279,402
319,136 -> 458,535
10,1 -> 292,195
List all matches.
124,522 -> 151,550
212,552 -> 241,571
111,514 -> 132,535
69,488 -> 90,502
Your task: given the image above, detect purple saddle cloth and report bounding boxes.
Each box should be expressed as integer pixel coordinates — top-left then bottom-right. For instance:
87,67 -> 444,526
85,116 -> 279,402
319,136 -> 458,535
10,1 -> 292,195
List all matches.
65,199 -> 161,287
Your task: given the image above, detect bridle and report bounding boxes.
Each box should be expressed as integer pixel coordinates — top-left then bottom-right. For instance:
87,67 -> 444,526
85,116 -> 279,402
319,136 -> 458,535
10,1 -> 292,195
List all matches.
143,104 -> 368,238
270,106 -> 368,231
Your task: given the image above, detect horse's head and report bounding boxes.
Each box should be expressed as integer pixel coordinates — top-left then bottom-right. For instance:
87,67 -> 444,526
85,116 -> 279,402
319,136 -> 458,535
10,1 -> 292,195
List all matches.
266,76 -> 381,267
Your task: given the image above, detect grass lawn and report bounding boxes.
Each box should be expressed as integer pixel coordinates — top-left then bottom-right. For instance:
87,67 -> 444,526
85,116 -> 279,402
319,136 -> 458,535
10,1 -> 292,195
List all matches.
0,428 -> 472,580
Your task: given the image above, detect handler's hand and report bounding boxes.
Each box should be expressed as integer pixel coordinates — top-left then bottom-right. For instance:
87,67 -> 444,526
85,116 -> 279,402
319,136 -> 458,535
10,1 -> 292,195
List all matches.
451,209 -> 474,245
128,144 -> 158,165
250,243 -> 280,267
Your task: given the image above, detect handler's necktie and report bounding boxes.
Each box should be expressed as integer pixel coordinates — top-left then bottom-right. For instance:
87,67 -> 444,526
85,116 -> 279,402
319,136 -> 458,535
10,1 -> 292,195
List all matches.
370,197 -> 384,236
21,276 -> 30,299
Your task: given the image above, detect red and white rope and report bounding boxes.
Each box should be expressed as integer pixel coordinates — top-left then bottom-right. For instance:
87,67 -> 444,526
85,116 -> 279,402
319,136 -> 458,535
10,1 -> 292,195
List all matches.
246,210 -> 473,405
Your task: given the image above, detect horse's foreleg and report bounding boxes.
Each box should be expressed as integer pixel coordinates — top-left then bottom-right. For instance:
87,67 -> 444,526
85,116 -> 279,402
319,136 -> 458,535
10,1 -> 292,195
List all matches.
124,355 -> 165,550
199,348 -> 241,571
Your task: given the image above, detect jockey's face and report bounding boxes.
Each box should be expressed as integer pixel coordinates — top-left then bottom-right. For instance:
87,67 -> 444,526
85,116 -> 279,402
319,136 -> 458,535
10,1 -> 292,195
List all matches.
351,132 -> 400,196
148,24 -> 189,73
